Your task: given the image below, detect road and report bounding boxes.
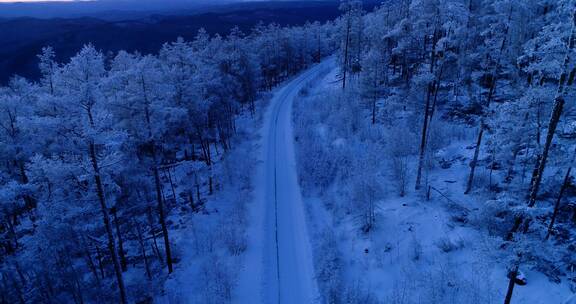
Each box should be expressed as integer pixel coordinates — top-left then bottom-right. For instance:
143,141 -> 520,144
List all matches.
237,60 -> 331,304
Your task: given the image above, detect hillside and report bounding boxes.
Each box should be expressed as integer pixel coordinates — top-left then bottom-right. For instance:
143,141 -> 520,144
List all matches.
0,1 -> 360,84
1,0 -> 576,303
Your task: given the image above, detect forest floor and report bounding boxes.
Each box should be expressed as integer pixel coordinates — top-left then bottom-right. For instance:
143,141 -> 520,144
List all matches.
294,65 -> 575,304
157,60 -> 575,304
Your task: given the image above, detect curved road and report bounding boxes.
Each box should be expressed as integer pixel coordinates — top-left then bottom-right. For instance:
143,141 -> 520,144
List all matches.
238,60 -> 331,304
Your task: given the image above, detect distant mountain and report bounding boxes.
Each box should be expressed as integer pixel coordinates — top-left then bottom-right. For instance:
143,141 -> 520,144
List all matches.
0,1 -> 379,84
0,0 -> 231,19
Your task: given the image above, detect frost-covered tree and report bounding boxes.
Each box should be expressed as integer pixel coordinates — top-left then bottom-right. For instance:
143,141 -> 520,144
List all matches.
0,17 -> 337,302
32,45 -> 128,303
339,0 -> 364,89
37,46 -> 58,95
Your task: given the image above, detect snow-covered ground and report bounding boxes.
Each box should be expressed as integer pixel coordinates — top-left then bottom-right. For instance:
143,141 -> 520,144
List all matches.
293,64 -> 576,304
157,59 -> 574,304
157,100 -> 261,304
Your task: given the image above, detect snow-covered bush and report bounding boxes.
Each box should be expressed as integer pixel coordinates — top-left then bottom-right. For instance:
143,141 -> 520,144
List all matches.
315,229 -> 344,304
217,212 -> 247,256
199,256 -> 234,304
343,282 -> 380,304
435,237 -> 465,253
385,123 -> 417,197
411,237 -> 423,261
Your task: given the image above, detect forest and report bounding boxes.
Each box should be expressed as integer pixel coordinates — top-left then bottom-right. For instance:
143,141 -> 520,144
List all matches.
1,0 -> 576,303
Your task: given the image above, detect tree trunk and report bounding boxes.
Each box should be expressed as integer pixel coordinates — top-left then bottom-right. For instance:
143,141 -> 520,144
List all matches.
89,142 -> 127,304
528,96 -> 565,207
415,82 -> 434,190
82,237 -> 100,285
196,174 -> 202,203
111,208 -> 127,272
465,125 -> 485,194
135,222 -> 152,280
142,78 -> 173,273
536,100 -> 542,147
371,96 -> 376,125
545,167 -> 572,240
342,12 -> 351,89
147,207 -> 162,261
191,143 -> 197,161
165,167 -> 177,203
209,166 -> 214,195
504,263 -> 519,304
18,161 -> 36,209
416,27 -> 442,190
96,246 -> 105,278
153,163 -> 173,274
5,216 -> 18,252
528,8 -> 576,207
188,191 -> 195,210
464,5 -> 512,194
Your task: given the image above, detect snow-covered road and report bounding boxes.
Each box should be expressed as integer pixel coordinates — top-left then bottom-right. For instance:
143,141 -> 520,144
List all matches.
237,60 -> 332,304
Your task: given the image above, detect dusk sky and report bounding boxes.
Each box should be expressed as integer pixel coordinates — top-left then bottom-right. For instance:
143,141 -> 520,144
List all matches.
0,0 -> 247,2
0,0 -> 77,2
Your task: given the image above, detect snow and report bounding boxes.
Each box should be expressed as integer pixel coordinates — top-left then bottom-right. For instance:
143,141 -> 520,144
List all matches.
236,59 -> 333,304
5,7 -> 576,299
566,295 -> 576,304
157,101 -> 262,304
293,63 -> 576,304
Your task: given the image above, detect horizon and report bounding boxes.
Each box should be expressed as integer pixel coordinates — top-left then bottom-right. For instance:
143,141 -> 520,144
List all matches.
0,0 -> 339,20
0,0 -> 81,2
0,0 -> 235,18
